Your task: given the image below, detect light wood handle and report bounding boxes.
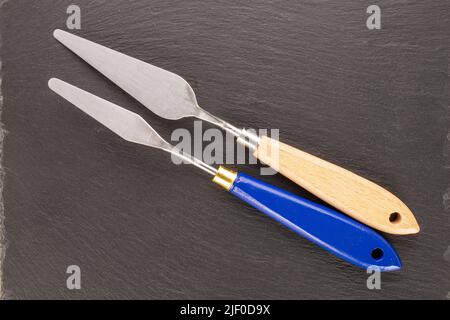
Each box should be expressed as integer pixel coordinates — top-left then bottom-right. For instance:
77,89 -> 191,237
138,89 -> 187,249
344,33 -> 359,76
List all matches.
254,136 -> 419,235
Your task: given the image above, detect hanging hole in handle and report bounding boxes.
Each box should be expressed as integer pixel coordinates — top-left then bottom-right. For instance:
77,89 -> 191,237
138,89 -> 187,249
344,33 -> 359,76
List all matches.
371,248 -> 384,261
389,212 -> 401,224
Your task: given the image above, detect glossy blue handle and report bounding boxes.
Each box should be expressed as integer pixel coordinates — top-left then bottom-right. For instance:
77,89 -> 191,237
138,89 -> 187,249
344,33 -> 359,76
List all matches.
229,173 -> 401,271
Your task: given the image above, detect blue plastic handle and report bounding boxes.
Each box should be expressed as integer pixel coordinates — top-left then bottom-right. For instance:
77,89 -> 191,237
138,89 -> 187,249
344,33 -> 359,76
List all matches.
229,173 -> 401,271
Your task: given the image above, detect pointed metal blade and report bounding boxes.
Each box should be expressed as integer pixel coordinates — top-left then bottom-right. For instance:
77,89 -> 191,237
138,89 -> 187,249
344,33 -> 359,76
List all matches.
48,78 -> 170,150
53,29 -> 200,120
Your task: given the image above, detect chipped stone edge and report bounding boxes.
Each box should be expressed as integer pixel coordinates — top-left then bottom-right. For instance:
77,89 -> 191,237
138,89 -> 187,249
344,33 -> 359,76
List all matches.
444,108 -> 450,300
0,0 -> 7,300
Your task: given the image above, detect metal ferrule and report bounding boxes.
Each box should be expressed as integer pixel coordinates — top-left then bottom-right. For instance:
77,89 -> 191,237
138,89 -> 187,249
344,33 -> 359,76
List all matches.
212,166 -> 237,191
236,128 -> 260,151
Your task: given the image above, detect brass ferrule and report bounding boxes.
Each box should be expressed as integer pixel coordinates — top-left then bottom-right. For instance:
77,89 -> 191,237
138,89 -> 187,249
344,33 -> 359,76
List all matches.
212,166 -> 237,191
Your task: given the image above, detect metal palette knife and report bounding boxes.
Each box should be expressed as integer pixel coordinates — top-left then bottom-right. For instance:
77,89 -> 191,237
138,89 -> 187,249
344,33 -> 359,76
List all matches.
53,29 -> 419,235
49,78 -> 401,271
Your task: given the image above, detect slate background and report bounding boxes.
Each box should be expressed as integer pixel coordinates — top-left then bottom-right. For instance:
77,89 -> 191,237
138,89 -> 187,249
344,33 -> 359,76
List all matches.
0,0 -> 448,299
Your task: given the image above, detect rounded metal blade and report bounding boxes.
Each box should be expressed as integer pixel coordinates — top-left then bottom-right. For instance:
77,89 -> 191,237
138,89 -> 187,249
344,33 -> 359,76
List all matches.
53,29 -> 200,120
48,78 -> 170,150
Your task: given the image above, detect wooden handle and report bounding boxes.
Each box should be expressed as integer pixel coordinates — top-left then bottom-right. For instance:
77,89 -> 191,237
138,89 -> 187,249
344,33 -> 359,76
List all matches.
254,136 -> 419,235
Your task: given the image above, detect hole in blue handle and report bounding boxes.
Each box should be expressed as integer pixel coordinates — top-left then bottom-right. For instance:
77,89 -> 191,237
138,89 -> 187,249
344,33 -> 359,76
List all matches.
371,248 -> 384,260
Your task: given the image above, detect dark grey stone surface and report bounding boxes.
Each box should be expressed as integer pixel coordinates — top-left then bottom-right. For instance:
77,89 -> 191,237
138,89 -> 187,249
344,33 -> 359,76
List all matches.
0,0 -> 448,299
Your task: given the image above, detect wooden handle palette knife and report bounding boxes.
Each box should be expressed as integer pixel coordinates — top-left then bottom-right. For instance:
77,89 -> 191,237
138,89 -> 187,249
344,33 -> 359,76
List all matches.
53,29 -> 420,235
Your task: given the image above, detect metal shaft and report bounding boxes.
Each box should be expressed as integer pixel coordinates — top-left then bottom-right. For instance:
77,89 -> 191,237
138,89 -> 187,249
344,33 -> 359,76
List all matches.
196,109 -> 261,151
167,147 -> 218,176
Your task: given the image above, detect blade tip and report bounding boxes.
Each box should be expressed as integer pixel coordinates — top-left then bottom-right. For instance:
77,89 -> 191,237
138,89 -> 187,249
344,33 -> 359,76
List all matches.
53,29 -> 65,41
48,78 -> 66,93
48,78 -> 58,89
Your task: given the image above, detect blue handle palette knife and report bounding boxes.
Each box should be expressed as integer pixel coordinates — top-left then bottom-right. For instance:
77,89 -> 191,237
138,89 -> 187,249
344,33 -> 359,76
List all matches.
48,78 -> 402,271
